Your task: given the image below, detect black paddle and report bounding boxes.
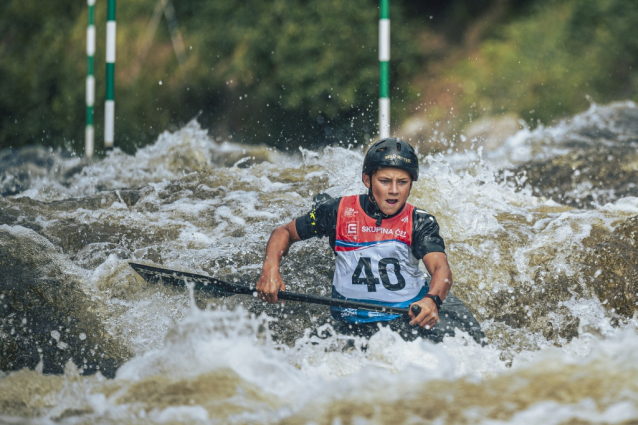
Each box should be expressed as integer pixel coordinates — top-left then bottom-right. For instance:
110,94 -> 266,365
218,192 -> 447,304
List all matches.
129,262 -> 422,317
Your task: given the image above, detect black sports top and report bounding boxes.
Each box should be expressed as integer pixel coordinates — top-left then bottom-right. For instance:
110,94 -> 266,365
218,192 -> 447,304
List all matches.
295,194 -> 446,260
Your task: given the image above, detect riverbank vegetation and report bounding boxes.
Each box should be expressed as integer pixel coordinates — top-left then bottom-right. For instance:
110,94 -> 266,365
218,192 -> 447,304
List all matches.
1,0 -> 637,154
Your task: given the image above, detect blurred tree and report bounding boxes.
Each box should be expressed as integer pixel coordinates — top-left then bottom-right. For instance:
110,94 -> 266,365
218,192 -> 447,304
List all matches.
0,0 -> 86,150
4,0 -> 635,153
176,0 -> 423,149
0,0 -> 422,153
451,0 -> 638,126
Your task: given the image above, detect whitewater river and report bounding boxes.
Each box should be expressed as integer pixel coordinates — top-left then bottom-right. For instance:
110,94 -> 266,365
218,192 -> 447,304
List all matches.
1,102 -> 638,424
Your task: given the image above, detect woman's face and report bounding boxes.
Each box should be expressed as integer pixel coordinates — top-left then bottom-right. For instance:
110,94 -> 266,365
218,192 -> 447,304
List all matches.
362,167 -> 412,216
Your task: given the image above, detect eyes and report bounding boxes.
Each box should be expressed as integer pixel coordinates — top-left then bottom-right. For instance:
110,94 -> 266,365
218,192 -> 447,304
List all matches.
378,179 -> 409,185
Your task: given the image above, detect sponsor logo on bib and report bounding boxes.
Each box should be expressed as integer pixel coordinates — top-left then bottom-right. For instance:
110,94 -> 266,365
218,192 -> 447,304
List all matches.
361,226 -> 408,238
344,207 -> 358,217
361,226 -> 394,235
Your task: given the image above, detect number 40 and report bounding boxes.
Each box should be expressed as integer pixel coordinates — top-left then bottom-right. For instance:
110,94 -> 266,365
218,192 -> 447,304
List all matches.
351,257 -> 405,292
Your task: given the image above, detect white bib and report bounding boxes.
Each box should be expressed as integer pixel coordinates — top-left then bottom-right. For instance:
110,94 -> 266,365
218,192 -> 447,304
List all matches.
331,195 -> 427,323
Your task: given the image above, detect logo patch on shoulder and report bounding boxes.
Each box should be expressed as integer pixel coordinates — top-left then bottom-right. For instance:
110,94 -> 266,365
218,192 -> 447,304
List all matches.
401,216 -> 409,223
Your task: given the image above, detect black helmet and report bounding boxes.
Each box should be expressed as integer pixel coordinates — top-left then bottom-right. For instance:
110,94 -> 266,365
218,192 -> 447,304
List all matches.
362,138 -> 419,181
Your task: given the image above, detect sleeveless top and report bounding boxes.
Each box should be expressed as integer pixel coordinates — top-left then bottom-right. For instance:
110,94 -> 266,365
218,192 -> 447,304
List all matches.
331,195 -> 428,323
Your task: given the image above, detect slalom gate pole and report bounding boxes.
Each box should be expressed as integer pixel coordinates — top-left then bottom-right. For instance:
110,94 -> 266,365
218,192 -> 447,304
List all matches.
85,0 -> 95,158
104,0 -> 116,149
162,0 -> 187,67
379,0 -> 390,138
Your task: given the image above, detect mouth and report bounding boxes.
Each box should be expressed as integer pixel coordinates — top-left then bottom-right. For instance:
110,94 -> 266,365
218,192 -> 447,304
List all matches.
385,199 -> 398,205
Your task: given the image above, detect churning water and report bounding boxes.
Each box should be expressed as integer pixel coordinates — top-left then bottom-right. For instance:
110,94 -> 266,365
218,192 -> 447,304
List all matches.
1,102 -> 638,424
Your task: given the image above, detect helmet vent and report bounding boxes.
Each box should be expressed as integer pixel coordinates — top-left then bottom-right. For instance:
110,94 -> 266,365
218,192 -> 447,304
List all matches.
396,143 -> 402,151
375,147 -> 388,152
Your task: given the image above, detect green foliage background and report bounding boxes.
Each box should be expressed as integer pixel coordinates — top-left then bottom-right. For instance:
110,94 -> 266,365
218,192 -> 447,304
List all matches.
0,0 -> 421,153
452,0 -> 638,126
1,0 -> 638,154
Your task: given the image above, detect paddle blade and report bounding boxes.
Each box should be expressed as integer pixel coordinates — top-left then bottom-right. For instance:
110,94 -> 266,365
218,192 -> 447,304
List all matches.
129,262 -> 235,296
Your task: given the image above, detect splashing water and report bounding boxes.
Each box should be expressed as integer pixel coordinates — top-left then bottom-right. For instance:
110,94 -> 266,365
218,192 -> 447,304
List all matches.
2,104 -> 638,423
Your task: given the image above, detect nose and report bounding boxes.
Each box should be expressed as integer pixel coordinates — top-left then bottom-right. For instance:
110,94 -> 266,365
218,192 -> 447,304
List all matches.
390,181 -> 399,194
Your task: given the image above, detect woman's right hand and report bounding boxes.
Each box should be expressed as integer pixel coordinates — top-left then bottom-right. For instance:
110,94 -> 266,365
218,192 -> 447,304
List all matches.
256,220 -> 299,304
256,266 -> 286,304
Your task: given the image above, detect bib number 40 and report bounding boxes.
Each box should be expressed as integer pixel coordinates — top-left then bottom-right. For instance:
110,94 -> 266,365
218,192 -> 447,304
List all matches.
351,257 -> 405,292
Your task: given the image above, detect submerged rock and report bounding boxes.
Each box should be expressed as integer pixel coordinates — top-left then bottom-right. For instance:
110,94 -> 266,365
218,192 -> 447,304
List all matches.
584,215 -> 638,319
0,225 -> 131,377
464,113 -> 524,151
0,147 -> 87,197
507,145 -> 638,208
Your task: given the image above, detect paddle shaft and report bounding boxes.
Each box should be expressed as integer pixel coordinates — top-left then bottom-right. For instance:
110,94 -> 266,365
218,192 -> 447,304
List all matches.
279,289 -> 422,316
129,262 -> 422,316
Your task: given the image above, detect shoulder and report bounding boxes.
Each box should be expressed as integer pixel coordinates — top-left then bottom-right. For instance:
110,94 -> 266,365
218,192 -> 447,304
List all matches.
296,194 -> 340,239
409,206 -> 446,257
410,206 -> 443,238
313,194 -> 343,215
411,206 -> 438,225
296,193 -> 343,239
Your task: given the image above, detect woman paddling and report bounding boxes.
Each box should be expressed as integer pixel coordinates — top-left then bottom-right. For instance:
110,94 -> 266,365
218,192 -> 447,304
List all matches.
257,138 -> 479,342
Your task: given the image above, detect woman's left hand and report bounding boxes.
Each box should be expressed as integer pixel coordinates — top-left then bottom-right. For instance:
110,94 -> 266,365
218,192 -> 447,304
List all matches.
408,297 -> 439,329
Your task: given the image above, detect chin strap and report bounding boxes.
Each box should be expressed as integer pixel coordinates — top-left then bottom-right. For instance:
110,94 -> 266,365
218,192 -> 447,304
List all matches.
368,185 -> 390,227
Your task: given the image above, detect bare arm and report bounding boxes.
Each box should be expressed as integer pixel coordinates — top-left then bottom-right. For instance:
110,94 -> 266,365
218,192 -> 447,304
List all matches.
409,252 -> 453,328
256,219 -> 301,304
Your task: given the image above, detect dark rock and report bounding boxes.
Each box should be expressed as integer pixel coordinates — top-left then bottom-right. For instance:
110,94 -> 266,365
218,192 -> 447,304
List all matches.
584,215 -> 638,319
505,145 -> 638,209
0,225 -> 131,377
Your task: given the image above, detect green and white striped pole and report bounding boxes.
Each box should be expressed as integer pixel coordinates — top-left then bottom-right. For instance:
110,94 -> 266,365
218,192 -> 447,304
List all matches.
104,0 -> 116,149
85,0 -> 95,157
379,0 -> 390,138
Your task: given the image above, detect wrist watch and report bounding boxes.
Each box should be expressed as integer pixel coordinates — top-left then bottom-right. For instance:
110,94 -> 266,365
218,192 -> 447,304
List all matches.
423,293 -> 442,309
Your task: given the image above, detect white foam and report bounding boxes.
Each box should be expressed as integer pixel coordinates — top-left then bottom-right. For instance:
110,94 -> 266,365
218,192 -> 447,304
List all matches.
488,400 -> 638,425
5,104 -> 638,422
151,405 -> 209,423
485,101 -> 638,167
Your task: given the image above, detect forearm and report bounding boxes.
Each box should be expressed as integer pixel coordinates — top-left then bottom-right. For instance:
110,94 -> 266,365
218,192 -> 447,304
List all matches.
258,221 -> 300,303
410,253 -> 453,327
427,264 -> 452,301
422,252 -> 453,301
262,225 -> 295,271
